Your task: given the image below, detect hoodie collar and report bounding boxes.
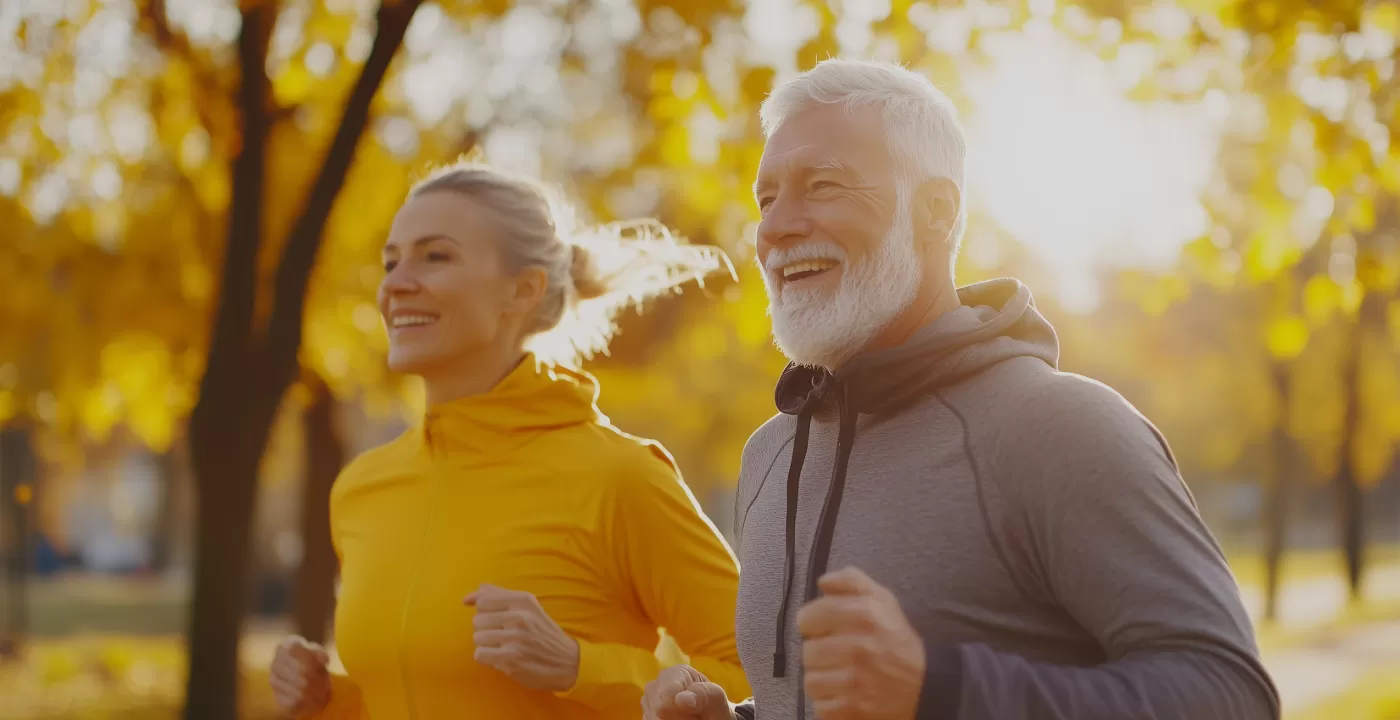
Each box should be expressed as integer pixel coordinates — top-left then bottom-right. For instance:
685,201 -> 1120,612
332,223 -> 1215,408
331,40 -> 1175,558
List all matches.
422,354 -> 600,454
775,278 -> 1059,415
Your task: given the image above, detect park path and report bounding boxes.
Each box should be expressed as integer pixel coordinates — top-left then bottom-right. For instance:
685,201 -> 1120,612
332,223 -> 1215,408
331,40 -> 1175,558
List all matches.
1247,563 -> 1400,715
1263,618 -> 1400,715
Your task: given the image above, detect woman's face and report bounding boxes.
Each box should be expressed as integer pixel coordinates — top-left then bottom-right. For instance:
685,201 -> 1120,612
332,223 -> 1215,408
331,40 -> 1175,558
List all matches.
377,190 -> 541,376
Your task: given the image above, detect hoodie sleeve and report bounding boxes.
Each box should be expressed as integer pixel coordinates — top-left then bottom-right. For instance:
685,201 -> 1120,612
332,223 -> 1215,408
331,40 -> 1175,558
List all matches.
919,379 -> 1279,720
555,443 -> 751,712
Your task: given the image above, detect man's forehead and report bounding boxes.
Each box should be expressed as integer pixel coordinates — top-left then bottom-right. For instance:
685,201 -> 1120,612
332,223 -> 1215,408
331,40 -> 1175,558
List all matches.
758,107 -> 889,175
757,145 -> 847,174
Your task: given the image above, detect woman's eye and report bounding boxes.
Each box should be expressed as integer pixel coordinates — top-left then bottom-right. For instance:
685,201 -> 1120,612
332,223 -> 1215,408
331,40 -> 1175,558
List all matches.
383,260 -> 398,272
426,251 -> 451,262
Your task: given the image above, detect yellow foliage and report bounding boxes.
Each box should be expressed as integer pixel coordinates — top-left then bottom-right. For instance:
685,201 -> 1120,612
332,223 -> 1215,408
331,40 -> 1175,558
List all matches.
1377,152 -> 1400,194
1266,315 -> 1309,360
2,0 -> 1400,510
272,61 -> 317,108
1346,195 -> 1377,233
0,635 -> 281,719
0,391 -> 17,424
1302,275 -> 1340,325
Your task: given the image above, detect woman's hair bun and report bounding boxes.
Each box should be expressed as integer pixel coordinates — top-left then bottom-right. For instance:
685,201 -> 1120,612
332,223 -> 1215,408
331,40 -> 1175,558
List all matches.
568,244 -> 610,302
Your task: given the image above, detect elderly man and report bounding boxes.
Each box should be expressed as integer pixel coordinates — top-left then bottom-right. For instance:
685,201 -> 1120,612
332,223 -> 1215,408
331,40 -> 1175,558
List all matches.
642,59 -> 1278,720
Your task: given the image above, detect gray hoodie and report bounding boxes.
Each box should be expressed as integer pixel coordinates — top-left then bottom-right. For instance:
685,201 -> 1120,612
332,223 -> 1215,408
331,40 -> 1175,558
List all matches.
729,279 -> 1279,720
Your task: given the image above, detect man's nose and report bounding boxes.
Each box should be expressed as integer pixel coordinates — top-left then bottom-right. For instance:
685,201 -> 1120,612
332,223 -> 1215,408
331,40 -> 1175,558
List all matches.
757,192 -> 812,251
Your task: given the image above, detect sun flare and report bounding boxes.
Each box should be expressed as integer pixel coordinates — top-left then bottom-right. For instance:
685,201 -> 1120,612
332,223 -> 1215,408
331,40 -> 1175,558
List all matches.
962,27 -> 1223,312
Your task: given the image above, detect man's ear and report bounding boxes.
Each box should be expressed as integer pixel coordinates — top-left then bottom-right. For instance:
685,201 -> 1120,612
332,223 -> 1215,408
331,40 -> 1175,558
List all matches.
506,265 -> 549,315
912,177 -> 961,248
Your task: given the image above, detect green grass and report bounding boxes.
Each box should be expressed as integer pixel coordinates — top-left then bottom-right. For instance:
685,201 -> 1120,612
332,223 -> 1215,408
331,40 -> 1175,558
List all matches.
1285,664 -> 1400,720
1227,545 -> 1400,590
25,575 -> 187,635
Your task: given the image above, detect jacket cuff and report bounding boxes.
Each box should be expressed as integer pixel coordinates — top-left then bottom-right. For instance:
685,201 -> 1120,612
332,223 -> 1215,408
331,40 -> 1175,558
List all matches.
311,672 -> 363,719
916,644 -> 964,720
733,700 -> 756,720
555,638 -> 607,706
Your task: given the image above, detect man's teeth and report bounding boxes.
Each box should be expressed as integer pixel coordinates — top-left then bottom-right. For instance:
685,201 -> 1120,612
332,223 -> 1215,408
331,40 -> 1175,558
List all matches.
781,260 -> 838,280
393,314 -> 437,328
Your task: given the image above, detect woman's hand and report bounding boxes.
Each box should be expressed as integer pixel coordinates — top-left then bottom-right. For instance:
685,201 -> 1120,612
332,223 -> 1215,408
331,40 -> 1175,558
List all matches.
465,584 -> 581,692
269,636 -> 332,717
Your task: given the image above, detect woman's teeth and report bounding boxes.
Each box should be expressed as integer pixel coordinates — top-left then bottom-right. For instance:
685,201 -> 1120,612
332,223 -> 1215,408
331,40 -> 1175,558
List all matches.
392,314 -> 437,328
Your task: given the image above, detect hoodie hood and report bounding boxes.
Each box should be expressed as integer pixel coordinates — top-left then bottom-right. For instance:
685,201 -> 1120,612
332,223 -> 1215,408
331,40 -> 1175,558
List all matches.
423,354 -> 600,454
775,278 -> 1059,415
764,279 -> 1061,700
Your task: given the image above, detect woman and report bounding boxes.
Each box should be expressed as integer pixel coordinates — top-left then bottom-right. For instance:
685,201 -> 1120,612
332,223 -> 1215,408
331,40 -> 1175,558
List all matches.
268,161 -> 749,719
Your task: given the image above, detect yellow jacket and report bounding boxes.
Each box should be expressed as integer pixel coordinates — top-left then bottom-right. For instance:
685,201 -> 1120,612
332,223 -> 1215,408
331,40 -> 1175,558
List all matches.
316,356 -> 749,719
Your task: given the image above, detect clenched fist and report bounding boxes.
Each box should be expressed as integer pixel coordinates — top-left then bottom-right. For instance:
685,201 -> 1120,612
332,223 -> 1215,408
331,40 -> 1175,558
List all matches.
464,584 -> 580,692
796,566 -> 926,720
642,664 -> 734,720
269,636 -> 332,717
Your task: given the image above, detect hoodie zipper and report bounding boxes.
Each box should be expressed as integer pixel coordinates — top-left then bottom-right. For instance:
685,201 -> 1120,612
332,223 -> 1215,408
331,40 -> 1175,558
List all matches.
398,414 -> 445,720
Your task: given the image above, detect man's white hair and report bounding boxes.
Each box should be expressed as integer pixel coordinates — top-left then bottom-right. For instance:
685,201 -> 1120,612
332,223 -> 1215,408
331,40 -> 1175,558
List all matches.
759,58 -> 968,255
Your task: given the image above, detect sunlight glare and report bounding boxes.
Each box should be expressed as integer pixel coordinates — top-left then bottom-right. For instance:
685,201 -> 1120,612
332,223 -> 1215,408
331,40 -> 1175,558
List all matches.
743,0 -> 820,72
963,29 -> 1220,312
0,159 -> 20,197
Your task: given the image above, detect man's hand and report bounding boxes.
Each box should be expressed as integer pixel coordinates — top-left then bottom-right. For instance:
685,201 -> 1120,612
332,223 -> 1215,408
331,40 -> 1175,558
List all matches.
642,664 -> 735,720
269,635 -> 332,717
797,566 -> 926,720
464,584 -> 581,692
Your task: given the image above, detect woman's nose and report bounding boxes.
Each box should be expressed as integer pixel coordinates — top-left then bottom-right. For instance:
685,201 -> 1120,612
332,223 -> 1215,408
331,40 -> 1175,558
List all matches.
381,266 -> 419,295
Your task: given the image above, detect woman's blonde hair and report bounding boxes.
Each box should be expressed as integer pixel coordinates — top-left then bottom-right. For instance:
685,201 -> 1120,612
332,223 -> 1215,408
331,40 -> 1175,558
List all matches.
409,161 -> 733,367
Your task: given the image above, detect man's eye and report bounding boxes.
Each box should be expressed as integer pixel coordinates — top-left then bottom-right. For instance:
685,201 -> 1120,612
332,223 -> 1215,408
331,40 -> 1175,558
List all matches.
757,197 -> 775,211
811,181 -> 836,191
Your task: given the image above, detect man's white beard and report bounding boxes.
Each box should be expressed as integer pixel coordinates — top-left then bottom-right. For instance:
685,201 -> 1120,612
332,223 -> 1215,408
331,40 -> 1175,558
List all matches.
762,205 -> 922,370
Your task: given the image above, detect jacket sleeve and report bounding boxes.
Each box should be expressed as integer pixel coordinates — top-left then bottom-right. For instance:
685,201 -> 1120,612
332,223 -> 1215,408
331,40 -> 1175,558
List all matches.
309,674 -> 366,719
557,444 -> 751,712
919,383 -> 1279,720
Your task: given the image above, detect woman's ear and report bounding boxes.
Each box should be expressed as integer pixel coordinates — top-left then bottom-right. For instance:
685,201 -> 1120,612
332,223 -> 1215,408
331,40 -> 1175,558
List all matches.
506,265 -> 549,315
913,177 -> 961,247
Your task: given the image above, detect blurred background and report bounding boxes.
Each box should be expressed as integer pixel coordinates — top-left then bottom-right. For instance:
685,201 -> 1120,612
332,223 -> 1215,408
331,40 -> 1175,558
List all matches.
2,0 -> 1400,717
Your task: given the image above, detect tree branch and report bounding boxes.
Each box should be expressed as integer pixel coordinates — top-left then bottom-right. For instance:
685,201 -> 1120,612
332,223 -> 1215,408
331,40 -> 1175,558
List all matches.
255,0 -> 423,416
139,0 -> 233,100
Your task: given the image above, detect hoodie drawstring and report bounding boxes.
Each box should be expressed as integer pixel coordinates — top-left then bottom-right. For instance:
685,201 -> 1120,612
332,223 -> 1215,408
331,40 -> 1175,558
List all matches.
774,377 -> 860,720
772,394 -> 815,678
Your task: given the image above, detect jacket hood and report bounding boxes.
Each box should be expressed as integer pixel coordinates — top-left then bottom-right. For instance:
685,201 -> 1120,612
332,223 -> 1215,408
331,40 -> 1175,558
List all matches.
423,354 -> 600,453
775,278 -> 1060,414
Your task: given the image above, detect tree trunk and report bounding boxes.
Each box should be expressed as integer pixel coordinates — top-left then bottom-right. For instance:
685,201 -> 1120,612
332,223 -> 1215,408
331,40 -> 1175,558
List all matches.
184,449 -> 265,718
1261,363 -> 1293,623
181,3 -> 420,716
0,427 -> 35,659
182,4 -> 273,714
149,440 -> 183,573
1334,304 -> 1370,602
293,374 -> 345,645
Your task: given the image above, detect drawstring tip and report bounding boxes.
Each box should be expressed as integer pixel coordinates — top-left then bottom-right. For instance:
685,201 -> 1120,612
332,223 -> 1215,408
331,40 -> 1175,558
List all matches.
773,651 -> 786,677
